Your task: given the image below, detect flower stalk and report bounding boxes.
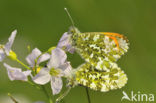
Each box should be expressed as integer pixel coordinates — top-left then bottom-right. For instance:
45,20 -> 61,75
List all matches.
15,58 -> 31,70
41,85 -> 53,103
8,93 -> 18,103
86,88 -> 91,103
56,87 -> 71,103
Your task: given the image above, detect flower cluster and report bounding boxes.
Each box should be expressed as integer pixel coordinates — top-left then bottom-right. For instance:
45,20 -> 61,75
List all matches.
0,31 -> 75,103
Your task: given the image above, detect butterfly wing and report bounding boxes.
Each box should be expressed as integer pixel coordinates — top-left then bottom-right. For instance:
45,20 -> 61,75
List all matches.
72,32 -> 129,71
75,62 -> 128,92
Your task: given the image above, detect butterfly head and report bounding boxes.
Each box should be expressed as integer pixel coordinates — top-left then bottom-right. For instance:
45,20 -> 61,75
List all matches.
68,26 -> 81,34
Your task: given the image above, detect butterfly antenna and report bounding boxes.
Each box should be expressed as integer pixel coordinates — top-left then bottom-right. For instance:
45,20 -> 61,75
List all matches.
64,8 -> 76,31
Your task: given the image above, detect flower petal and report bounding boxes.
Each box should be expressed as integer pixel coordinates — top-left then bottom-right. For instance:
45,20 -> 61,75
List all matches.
66,46 -> 75,54
33,68 -> 51,85
5,30 -> 17,55
57,32 -> 70,48
3,63 -> 30,81
57,32 -> 75,53
38,53 -> 50,64
50,77 -> 63,95
59,62 -> 72,77
47,48 -> 67,68
26,48 -> 42,66
0,49 -> 5,62
23,70 -> 32,76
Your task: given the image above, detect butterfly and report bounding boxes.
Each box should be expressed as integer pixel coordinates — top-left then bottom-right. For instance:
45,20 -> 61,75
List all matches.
62,8 -> 129,92
66,26 -> 129,92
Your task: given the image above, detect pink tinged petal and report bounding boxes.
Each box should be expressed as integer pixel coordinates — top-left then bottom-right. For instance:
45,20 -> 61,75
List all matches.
3,63 -> 30,81
50,77 -> 63,95
57,32 -> 70,48
38,53 -> 50,64
67,47 -> 75,54
57,32 -> 75,54
23,70 -> 31,76
12,70 -> 28,81
26,48 -> 42,66
33,68 -> 51,85
59,62 -> 72,77
0,49 -> 5,62
5,30 -> 17,55
47,48 -> 67,68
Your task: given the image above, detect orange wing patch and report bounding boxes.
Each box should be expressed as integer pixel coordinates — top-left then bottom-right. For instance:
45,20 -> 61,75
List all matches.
100,32 -> 128,50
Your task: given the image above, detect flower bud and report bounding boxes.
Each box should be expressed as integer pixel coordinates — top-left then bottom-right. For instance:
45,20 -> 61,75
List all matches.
8,51 -> 17,60
48,46 -> 56,53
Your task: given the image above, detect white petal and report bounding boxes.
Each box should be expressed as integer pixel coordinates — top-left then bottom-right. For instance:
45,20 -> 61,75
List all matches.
23,70 -> 31,76
59,62 -> 72,77
33,68 -> 51,85
67,47 -> 75,54
47,48 -> 67,68
0,49 -> 5,62
57,32 -> 70,48
50,77 -> 63,95
38,53 -> 50,64
13,71 -> 28,81
3,63 -> 30,81
57,32 -> 75,53
5,30 -> 17,55
26,48 -> 42,66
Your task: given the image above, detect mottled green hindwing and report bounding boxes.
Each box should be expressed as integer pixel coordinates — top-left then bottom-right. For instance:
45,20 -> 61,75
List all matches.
75,62 -> 128,92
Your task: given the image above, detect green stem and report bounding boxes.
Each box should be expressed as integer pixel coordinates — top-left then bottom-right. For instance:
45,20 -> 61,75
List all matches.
56,87 -> 71,103
27,81 -> 41,90
8,93 -> 18,103
86,88 -> 91,103
41,85 -> 53,103
15,58 -> 31,70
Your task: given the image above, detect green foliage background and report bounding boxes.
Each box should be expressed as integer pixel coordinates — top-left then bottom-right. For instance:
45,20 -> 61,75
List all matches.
0,0 -> 156,103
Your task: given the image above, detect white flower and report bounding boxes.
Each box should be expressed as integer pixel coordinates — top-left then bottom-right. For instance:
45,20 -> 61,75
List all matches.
26,48 -> 50,68
0,30 -> 17,62
57,32 -> 75,53
33,48 -> 72,95
3,63 -> 31,81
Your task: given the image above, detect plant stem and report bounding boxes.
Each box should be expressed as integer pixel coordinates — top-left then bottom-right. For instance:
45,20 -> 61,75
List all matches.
56,87 -> 71,103
27,81 -> 41,90
8,93 -> 18,103
15,58 -> 31,70
41,85 -> 53,103
86,88 -> 91,103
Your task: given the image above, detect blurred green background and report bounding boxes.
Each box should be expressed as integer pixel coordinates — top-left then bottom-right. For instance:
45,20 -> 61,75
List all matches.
0,0 -> 156,103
